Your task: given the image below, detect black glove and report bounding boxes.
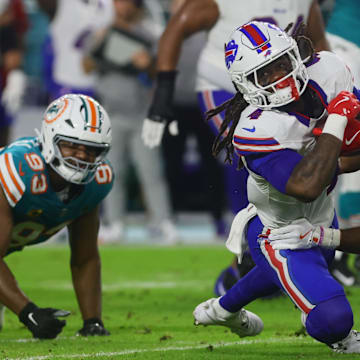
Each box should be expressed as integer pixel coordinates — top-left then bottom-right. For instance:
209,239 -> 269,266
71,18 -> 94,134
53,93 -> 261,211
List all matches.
148,70 -> 177,124
77,318 -> 110,336
19,302 -> 70,339
142,71 -> 179,148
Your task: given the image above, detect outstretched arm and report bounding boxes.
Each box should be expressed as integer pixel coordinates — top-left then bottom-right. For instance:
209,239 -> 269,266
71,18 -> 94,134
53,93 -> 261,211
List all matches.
141,0 -> 219,148
69,206 -> 101,320
69,205 -> 109,336
0,187 -> 28,314
156,0 -> 219,71
0,185 -> 67,339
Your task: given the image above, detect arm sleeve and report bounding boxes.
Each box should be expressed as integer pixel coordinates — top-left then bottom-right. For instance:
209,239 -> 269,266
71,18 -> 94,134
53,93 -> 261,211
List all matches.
245,149 -> 303,193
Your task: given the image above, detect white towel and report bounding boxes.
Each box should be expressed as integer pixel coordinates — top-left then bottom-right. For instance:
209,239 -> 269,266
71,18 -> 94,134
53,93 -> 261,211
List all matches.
226,203 -> 257,263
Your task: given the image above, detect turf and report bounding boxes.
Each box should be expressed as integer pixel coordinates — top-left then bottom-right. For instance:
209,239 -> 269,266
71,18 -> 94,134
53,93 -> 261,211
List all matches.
1,244 -> 359,359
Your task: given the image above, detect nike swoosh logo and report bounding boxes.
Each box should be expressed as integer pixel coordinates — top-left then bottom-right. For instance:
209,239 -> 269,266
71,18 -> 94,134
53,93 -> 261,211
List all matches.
299,230 -> 311,240
28,313 -> 38,326
334,96 -> 350,111
345,130 -> 360,146
242,126 -> 255,132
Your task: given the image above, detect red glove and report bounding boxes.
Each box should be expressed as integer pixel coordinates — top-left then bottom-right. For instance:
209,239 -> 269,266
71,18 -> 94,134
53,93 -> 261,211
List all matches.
313,92 -> 360,154
327,91 -> 360,119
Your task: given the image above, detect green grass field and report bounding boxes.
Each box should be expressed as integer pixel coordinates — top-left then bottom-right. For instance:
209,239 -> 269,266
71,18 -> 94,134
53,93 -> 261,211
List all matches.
1,244 -> 359,359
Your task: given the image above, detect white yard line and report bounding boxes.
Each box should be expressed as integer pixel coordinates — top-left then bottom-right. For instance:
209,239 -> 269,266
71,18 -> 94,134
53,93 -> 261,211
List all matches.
6,336 -> 312,360
22,280 -> 213,291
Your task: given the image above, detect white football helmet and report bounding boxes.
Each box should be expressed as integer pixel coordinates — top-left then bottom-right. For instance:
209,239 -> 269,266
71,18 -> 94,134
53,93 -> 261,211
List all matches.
225,21 -> 309,109
37,94 -> 112,184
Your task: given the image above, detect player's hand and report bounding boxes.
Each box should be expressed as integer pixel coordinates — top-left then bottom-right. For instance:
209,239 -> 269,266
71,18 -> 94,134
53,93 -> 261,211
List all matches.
327,91 -> 360,121
1,69 -> 26,115
19,302 -> 70,339
77,318 -> 110,336
141,71 -> 178,148
266,219 -> 321,250
313,92 -> 360,154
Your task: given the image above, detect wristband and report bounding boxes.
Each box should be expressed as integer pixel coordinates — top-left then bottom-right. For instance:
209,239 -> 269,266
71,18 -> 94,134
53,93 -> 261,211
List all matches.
322,114 -> 347,141
313,226 -> 340,248
19,302 -> 38,322
148,71 -> 178,121
157,70 -> 177,82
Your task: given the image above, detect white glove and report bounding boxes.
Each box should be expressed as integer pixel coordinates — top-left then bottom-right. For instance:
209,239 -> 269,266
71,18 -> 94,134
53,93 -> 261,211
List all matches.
2,69 -> 26,115
268,219 -> 319,250
141,118 -> 178,148
268,218 -> 341,250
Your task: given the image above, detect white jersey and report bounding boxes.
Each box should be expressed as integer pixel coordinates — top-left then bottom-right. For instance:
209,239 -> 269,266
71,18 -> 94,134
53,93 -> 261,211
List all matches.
50,0 -> 114,88
196,0 -> 313,93
232,51 -> 353,228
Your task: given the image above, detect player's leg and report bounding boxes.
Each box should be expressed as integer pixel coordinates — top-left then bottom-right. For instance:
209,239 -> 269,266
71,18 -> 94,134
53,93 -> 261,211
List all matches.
247,216 -> 356,351
100,114 -> 128,243
131,124 -> 177,244
193,262 -> 279,337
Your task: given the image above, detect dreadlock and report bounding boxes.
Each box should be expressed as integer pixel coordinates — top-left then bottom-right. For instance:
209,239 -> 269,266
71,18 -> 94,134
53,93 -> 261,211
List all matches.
205,92 -> 248,168
205,22 -> 315,167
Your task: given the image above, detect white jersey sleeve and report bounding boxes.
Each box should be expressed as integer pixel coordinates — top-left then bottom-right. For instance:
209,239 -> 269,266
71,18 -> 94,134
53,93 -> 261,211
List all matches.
233,106 -> 316,157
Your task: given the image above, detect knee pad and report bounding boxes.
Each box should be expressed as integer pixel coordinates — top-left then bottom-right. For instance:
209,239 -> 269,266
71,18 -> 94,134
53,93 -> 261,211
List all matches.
305,295 -> 353,344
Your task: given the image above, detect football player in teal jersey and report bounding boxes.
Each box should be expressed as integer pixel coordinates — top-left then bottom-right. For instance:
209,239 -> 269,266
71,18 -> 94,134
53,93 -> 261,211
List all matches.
0,93 -> 113,339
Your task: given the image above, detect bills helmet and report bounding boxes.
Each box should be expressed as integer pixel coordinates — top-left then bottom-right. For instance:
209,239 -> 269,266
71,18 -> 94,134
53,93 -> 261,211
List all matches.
37,94 -> 112,184
225,21 -> 309,109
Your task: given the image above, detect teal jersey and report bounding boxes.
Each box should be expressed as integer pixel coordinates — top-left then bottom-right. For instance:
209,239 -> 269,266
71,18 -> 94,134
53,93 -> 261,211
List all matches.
0,137 -> 113,252
327,0 -> 360,46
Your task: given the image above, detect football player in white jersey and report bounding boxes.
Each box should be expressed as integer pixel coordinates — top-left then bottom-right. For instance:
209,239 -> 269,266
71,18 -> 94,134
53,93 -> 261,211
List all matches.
0,94 -> 113,339
141,0 -> 331,295
192,21 -> 360,354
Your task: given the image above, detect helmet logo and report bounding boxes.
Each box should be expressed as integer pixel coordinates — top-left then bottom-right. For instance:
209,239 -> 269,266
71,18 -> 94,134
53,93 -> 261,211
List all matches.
240,23 -> 272,54
225,40 -> 239,69
45,99 -> 69,124
80,97 -> 102,133
264,49 -> 272,58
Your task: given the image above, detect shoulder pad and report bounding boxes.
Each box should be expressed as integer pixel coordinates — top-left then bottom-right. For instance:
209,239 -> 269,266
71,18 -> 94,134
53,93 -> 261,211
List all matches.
233,110 -> 284,156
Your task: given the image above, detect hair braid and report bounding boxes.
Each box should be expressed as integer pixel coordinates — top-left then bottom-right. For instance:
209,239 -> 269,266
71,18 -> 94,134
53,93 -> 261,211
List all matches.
205,91 -> 248,165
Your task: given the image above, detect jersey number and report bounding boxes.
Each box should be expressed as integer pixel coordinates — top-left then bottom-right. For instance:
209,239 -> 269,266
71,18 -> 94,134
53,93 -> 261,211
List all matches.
95,164 -> 112,184
31,174 -> 48,194
11,220 -> 71,247
25,153 -> 45,171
